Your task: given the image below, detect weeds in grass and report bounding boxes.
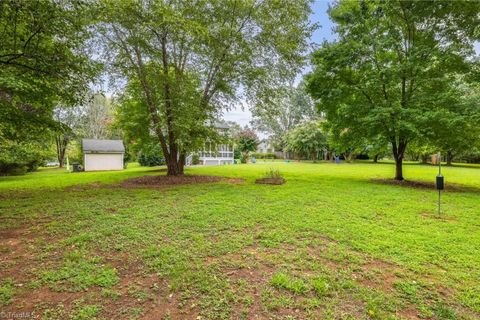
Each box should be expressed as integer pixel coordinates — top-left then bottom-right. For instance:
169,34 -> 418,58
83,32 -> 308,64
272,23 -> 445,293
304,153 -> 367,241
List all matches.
0,279 -> 14,306
270,272 -> 308,295
311,277 -> 331,297
2,162 -> 480,318
42,251 -> 118,291
41,303 -> 66,320
71,304 -> 101,320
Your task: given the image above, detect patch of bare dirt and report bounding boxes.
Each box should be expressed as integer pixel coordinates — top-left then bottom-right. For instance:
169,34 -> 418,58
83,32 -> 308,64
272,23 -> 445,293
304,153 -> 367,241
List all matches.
206,234 -> 440,320
0,225 -> 84,318
356,258 -> 400,293
120,175 -> 244,188
142,291 -> 199,320
371,178 -> 478,193
0,227 -> 41,275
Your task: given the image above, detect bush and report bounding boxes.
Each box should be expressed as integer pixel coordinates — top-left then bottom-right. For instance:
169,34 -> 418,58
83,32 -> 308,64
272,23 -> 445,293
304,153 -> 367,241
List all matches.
255,168 -> 285,185
138,144 -> 165,166
264,168 -> 282,179
0,142 -> 49,176
67,140 -> 84,164
123,148 -> 132,169
252,152 -> 276,159
7,166 -> 28,176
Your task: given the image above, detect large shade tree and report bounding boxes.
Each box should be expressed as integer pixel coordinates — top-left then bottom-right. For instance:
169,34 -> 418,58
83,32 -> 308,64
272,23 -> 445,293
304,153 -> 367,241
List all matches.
0,0 -> 96,140
306,0 -> 479,180
0,0 -> 97,174
98,0 -> 314,175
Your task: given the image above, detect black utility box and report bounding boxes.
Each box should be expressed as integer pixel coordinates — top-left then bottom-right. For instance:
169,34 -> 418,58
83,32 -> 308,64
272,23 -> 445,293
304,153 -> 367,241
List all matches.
436,175 -> 444,190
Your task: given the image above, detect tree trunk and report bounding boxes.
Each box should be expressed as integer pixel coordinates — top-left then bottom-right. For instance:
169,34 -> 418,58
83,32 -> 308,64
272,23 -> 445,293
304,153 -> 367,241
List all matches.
55,136 -> 68,168
373,154 -> 379,163
178,152 -> 185,174
344,152 -> 354,162
165,147 -> 185,176
420,154 -> 428,164
446,151 -> 453,166
394,157 -> 403,180
392,138 -> 407,180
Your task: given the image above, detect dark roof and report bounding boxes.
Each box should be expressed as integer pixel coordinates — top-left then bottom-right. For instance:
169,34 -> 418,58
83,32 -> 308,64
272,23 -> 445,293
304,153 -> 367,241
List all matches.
82,139 -> 125,153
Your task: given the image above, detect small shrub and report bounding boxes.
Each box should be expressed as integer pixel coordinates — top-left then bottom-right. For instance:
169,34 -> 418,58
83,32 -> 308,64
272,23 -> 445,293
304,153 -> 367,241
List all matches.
138,144 -> 165,166
265,168 -> 282,179
240,154 -> 248,163
233,148 -> 241,160
6,166 -> 28,176
255,168 -> 285,185
0,142 -> 50,175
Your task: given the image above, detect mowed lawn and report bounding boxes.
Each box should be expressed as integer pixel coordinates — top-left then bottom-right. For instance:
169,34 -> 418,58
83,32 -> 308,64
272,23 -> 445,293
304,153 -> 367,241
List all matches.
1,162 -> 479,320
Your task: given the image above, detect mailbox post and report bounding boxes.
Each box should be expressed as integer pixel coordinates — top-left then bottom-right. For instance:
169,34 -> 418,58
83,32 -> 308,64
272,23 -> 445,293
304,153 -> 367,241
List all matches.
436,152 -> 444,215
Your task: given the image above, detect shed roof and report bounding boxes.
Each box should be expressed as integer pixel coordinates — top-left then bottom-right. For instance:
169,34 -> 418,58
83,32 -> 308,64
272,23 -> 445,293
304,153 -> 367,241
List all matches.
82,139 -> 125,153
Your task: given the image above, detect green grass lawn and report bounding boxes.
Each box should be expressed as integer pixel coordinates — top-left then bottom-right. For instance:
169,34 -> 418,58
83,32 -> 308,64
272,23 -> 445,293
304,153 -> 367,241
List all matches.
1,161 -> 479,319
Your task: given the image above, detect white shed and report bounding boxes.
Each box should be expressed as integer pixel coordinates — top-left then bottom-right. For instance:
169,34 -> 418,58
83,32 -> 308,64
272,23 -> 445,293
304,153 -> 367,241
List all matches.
82,139 -> 125,171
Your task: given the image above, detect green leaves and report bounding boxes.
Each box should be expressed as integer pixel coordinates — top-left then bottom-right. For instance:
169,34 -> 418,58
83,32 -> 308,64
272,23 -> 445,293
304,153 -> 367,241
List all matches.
236,128 -> 259,153
0,0 -> 98,171
307,0 -> 480,178
99,0 -> 314,172
251,82 -> 318,149
285,120 -> 327,160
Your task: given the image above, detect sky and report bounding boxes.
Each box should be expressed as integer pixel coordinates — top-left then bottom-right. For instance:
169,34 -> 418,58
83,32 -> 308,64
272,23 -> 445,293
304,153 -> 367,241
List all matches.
223,0 -> 335,127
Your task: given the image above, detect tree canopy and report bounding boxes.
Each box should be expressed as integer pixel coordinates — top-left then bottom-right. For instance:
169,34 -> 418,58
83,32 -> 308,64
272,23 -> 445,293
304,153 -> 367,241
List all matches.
99,0 -> 314,175
0,0 -> 97,142
236,127 -> 259,163
285,120 -> 327,161
251,82 -> 317,150
0,0 -> 97,174
306,0 -> 480,180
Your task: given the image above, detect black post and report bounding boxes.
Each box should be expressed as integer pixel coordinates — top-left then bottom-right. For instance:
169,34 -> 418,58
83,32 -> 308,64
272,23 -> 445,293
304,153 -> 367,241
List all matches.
436,152 -> 443,216
438,154 -> 441,216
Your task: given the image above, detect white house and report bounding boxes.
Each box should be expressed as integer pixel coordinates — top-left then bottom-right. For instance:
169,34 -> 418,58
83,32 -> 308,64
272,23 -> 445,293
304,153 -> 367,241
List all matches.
257,139 -> 275,154
82,139 -> 125,171
197,143 -> 234,165
186,122 -> 234,166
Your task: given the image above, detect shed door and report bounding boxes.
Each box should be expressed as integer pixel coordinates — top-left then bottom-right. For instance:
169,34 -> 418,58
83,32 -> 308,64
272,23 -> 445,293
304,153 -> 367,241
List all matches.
84,154 -> 123,171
